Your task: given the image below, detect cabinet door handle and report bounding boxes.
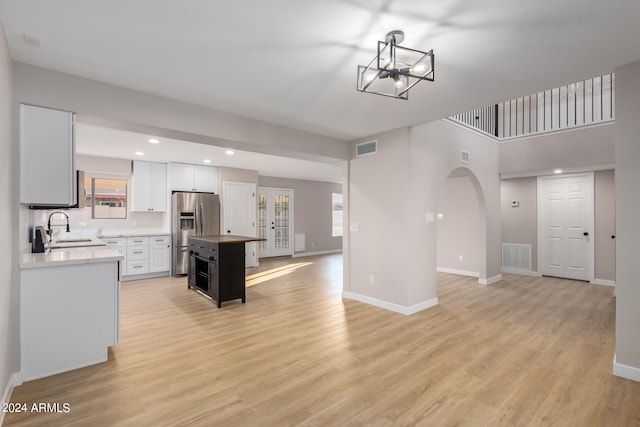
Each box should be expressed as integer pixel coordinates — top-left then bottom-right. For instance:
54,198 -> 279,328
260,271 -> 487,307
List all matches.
133,251 -> 143,254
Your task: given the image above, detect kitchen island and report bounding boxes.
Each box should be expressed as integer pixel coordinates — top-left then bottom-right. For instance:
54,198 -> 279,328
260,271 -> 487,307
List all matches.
20,247 -> 124,381
188,235 -> 265,308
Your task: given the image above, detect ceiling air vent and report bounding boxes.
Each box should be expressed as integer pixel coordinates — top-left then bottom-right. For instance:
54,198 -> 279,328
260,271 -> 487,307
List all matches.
460,150 -> 470,164
356,140 -> 377,157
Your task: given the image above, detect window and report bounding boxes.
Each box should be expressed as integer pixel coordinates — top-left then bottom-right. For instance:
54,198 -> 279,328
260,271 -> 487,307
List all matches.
332,193 -> 343,237
84,176 -> 127,219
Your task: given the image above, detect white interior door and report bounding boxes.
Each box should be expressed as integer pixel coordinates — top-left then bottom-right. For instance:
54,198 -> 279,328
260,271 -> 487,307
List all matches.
223,181 -> 258,267
258,188 -> 294,258
538,172 -> 594,281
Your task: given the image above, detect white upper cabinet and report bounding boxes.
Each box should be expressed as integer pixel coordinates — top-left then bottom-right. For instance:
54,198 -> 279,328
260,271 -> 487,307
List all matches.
131,161 -> 167,212
20,104 -> 76,206
170,163 -> 217,193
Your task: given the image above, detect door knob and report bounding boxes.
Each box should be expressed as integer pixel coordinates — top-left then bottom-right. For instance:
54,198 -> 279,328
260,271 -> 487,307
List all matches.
611,235 -> 616,239
583,232 -> 589,236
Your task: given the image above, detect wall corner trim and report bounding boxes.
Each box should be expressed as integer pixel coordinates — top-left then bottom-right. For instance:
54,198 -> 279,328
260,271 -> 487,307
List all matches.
436,267 -> 480,278
591,279 -> 616,287
1,372 -> 24,424
501,268 -> 542,277
613,355 -> 640,383
342,292 -> 438,316
479,274 -> 502,285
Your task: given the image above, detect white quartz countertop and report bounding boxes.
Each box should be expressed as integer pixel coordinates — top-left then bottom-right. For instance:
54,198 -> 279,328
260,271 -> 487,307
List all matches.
21,247 -> 125,269
95,228 -> 171,239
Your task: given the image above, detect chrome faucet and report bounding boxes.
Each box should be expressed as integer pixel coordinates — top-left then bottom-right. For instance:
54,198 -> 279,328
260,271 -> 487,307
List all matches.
46,210 -> 70,238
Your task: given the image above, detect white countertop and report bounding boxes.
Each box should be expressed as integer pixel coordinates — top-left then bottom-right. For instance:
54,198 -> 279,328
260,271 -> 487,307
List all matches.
21,246 -> 125,269
96,228 -> 169,238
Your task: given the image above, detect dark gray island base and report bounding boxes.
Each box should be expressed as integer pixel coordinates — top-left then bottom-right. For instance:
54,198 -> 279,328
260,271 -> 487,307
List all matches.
188,235 -> 265,308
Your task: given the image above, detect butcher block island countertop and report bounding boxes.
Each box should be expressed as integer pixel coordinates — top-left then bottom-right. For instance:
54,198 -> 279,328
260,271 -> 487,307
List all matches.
188,235 -> 265,308
189,234 -> 266,244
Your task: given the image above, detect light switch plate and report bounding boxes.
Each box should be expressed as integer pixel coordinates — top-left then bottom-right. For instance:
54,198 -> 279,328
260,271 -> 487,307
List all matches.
350,222 -> 359,232
424,212 -> 436,223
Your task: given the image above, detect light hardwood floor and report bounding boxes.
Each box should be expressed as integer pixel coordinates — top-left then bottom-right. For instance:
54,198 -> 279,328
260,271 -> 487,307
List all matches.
6,254 -> 640,426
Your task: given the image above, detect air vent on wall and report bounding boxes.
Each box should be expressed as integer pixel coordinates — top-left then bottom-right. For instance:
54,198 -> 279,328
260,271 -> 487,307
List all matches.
356,140 -> 377,157
460,150 -> 470,164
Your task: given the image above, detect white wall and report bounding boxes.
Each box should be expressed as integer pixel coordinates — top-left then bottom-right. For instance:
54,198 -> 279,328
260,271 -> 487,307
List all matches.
614,60 -> 640,379
0,20 -> 19,417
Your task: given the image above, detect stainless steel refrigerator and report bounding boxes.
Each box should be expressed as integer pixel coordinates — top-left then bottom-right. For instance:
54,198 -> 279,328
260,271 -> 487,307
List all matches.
172,191 -> 220,276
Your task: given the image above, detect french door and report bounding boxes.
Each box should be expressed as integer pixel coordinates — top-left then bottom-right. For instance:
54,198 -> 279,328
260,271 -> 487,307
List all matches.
257,187 -> 294,258
537,172 -> 594,281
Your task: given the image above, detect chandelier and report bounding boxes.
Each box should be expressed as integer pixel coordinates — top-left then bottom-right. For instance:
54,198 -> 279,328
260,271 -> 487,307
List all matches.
357,30 -> 434,100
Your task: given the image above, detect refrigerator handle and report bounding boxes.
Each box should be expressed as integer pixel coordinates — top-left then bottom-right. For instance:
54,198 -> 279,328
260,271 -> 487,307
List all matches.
195,201 -> 200,236
200,203 -> 205,235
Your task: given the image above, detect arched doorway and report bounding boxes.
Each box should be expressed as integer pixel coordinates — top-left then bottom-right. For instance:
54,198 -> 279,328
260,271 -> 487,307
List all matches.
436,167 -> 488,282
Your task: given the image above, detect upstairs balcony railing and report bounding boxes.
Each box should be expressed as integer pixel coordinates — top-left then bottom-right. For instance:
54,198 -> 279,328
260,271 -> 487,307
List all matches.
450,74 -> 615,140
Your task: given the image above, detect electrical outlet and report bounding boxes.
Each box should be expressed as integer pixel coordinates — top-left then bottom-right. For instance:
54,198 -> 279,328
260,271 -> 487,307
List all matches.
459,255 -> 464,262
369,274 -> 375,285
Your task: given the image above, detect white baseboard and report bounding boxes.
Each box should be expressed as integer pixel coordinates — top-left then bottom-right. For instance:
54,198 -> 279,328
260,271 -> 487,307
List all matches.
501,267 -> 542,277
292,249 -> 342,258
342,291 -> 438,316
613,355 -> 640,383
436,267 -> 479,278
1,372 -> 24,425
591,279 -> 616,287
479,274 -> 502,285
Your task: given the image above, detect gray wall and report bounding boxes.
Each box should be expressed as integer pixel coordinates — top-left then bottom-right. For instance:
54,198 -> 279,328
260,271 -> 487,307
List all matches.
500,177 -> 538,270
347,121 -> 501,310
594,170 -> 616,282
499,123 -> 614,175
0,20 -> 19,411
614,60 -> 640,373
258,176 -> 342,254
13,62 -> 348,164
436,175 -> 483,275
500,172 -> 615,281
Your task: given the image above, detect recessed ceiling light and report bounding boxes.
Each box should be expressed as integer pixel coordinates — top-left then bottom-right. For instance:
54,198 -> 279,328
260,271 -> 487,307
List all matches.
554,169 -> 563,174
135,151 -> 144,156
148,138 -> 159,144
225,150 -> 234,155
203,159 -> 211,164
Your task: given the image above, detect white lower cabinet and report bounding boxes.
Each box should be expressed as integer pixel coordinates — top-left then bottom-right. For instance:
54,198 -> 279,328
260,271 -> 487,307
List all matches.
149,235 -> 171,273
103,235 -> 170,280
20,261 -> 119,381
102,237 -> 127,276
127,236 -> 150,275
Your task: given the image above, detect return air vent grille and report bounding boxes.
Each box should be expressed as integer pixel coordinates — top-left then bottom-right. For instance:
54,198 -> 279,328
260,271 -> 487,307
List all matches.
502,243 -> 532,271
356,140 -> 377,157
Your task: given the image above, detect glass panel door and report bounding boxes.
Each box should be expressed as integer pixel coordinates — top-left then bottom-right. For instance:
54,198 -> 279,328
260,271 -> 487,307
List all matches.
257,188 -> 294,258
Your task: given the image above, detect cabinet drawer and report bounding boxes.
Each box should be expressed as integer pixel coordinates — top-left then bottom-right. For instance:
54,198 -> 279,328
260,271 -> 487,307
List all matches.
127,236 -> 149,246
102,237 -> 126,247
127,246 -> 148,260
149,235 -> 170,246
127,260 -> 149,275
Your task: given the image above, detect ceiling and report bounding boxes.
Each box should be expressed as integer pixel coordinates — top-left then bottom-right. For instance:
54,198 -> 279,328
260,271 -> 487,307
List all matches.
75,123 -> 345,183
2,1 -> 640,181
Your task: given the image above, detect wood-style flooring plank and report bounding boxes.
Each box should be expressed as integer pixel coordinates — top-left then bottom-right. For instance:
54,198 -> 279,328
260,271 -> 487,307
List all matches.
5,255 -> 640,426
